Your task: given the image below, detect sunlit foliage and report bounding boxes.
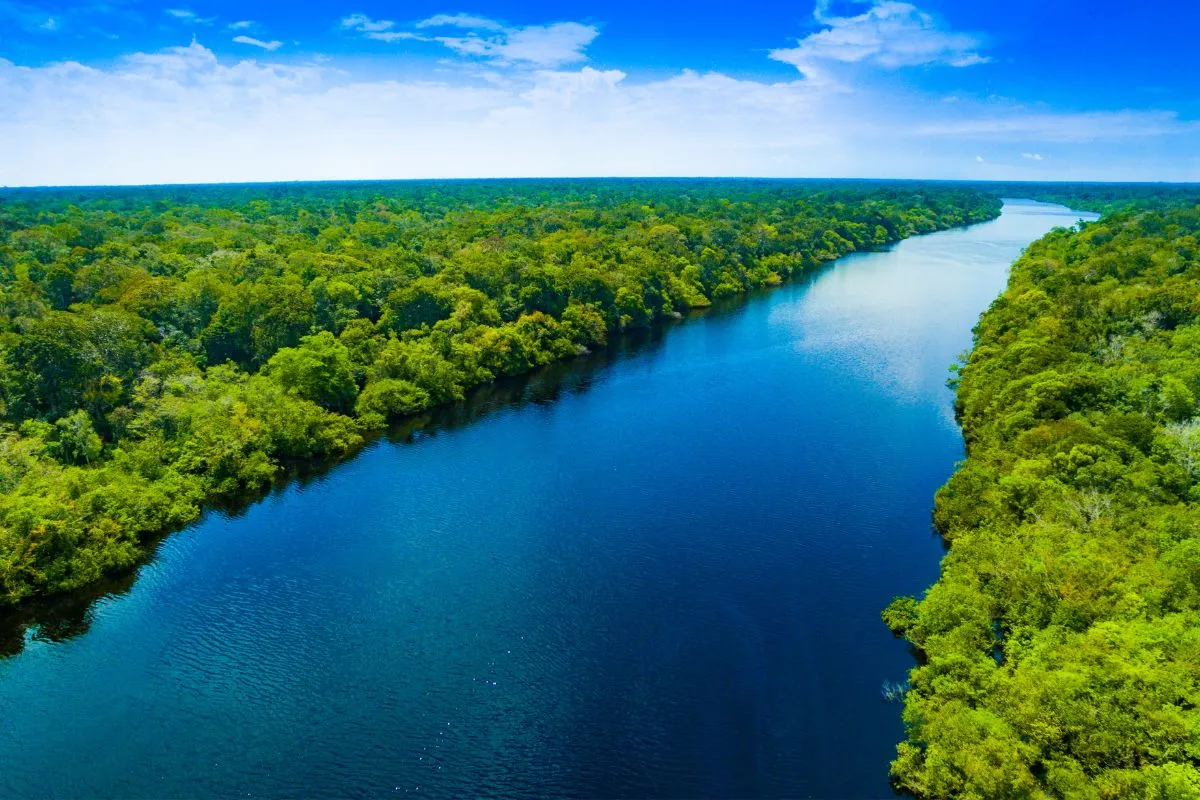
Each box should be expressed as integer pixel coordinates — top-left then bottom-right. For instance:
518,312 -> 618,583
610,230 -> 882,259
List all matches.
0,180 -> 1000,605
887,202 -> 1200,799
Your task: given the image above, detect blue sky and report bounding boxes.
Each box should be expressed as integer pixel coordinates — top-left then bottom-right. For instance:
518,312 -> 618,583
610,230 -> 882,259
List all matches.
2,0 -> 1198,185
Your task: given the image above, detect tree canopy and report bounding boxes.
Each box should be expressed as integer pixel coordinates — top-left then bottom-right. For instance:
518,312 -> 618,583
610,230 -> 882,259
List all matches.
0,179 -> 1000,606
886,200 -> 1200,799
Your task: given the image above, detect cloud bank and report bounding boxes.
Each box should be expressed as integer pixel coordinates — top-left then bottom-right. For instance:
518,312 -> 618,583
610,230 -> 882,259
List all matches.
0,2 -> 1195,186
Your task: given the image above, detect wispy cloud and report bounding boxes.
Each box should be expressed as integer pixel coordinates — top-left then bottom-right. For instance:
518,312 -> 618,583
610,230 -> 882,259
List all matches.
340,13 -> 396,33
339,12 -> 598,66
338,12 -> 425,42
228,20 -> 254,31
1022,152 -> 1044,160
771,1 -> 986,82
434,21 -> 599,67
368,31 -> 425,42
914,110 -> 1198,141
233,35 -> 282,51
165,8 -> 214,25
416,14 -> 505,32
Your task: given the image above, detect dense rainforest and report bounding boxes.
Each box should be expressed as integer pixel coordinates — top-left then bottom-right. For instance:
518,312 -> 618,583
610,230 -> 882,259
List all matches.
885,199 -> 1200,798
12,176 -> 1200,798
0,179 -> 1000,607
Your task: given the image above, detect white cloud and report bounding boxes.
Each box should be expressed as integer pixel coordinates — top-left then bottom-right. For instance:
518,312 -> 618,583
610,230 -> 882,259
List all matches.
436,21 -> 599,67
417,14 -> 505,31
232,35 -> 282,51
339,12 -> 597,66
229,20 -> 254,31
165,8 -> 214,25
0,42 -> 842,185
339,12 -> 428,43
366,31 -> 425,43
340,13 -> 395,33
1022,152 -> 1043,160
0,40 -> 1195,186
975,155 -> 984,162
771,1 -> 986,82
165,9 -> 194,19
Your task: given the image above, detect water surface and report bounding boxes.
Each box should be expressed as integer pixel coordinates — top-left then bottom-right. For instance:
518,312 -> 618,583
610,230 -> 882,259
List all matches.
0,200 -> 1095,798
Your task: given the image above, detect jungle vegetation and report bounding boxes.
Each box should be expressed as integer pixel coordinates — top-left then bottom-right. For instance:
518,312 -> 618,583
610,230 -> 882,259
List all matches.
885,199 -> 1200,798
0,179 -> 1000,606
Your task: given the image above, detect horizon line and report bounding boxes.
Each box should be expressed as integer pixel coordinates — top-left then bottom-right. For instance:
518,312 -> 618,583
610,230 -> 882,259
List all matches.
3,176 -> 1198,192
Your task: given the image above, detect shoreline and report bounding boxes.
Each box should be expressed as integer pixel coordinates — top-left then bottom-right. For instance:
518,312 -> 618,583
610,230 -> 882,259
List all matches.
0,204 -> 1005,650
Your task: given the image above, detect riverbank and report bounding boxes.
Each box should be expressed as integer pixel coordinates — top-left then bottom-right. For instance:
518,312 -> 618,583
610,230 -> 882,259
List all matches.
0,182 -> 1001,612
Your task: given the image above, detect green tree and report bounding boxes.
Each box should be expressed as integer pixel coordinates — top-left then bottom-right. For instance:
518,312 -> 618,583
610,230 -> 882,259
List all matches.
266,332 -> 358,412
52,410 -> 103,465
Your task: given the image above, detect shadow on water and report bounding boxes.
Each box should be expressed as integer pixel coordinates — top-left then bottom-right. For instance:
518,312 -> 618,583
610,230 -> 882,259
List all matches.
0,299 -> 767,657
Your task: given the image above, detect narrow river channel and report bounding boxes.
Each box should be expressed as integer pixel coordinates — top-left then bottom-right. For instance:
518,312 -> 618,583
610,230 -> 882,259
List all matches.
0,200 -> 1096,798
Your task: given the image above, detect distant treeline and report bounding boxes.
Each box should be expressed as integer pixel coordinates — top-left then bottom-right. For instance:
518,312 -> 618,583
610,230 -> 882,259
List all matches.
886,197 -> 1200,797
0,180 -> 999,606
977,181 -> 1200,215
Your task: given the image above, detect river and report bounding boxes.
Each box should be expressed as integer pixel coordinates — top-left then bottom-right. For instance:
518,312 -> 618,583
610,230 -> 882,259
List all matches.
0,200 -> 1096,798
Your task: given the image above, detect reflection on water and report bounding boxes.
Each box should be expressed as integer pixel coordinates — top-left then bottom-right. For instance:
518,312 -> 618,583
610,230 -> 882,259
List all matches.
782,201 -> 1096,423
0,201 -> 1094,799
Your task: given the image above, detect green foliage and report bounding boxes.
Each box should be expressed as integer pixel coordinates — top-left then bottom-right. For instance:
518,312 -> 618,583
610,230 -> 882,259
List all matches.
887,202 -> 1200,798
356,378 -> 431,419
51,410 -> 103,465
0,179 -> 1000,606
266,332 -> 358,412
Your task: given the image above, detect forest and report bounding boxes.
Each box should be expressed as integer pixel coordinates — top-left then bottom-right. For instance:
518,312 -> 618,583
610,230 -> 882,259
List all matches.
10,176 -> 1200,798
0,179 -> 1000,607
885,197 -> 1200,798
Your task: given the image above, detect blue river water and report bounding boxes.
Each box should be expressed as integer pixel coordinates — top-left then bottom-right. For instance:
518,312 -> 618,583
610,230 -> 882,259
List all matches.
0,200 -> 1095,798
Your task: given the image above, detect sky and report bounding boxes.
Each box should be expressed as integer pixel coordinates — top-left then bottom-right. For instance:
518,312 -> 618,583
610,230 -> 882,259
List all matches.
1,0 -> 1198,186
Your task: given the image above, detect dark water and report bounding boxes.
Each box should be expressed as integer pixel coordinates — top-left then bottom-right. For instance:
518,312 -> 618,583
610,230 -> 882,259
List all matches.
0,200 -> 1095,799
